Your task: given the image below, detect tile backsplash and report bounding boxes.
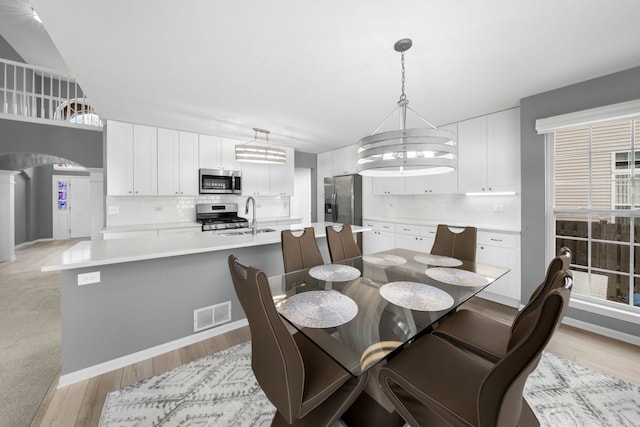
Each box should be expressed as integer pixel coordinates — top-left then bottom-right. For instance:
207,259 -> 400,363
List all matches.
106,195 -> 290,226
362,178 -> 520,228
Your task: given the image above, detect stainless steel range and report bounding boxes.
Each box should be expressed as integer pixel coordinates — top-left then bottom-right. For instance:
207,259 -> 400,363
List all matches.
196,203 -> 249,232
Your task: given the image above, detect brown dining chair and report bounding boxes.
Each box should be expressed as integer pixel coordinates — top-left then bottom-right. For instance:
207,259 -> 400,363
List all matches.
433,248 -> 572,362
326,223 -> 361,262
281,227 -> 325,273
430,224 -> 477,261
378,285 -> 571,427
228,255 -> 367,427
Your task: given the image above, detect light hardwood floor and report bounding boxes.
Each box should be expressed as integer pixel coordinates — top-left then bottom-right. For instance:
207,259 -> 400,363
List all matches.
7,239 -> 640,426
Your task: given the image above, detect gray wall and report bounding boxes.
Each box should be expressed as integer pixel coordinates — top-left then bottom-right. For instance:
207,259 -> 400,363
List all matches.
294,151 -> 318,221
521,66 -> 640,338
0,119 -> 103,168
0,119 -> 102,241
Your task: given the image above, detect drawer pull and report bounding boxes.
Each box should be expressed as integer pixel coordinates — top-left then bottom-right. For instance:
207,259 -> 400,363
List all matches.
403,228 -> 410,231
490,238 -> 503,242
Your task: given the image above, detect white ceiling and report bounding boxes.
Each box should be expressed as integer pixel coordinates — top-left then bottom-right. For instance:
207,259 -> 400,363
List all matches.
4,1 -> 640,153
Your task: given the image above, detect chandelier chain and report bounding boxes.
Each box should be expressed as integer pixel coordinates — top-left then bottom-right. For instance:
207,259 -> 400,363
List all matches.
400,52 -> 406,101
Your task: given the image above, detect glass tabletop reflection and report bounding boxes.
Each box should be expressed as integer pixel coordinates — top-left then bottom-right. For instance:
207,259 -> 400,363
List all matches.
267,248 -> 510,377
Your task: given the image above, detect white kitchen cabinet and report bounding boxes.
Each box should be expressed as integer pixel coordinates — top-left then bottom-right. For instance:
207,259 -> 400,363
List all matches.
372,177 -> 404,195
486,108 -> 520,193
363,220 -> 396,254
178,131 -> 199,195
219,137 -> 242,171
270,146 -> 295,196
132,124 -> 158,196
106,121 -> 157,196
476,231 -> 521,307
403,123 -> 459,195
199,135 -> 242,171
157,129 -> 198,196
458,108 -> 520,194
395,224 -> 431,252
157,128 -> 180,196
241,161 -> 270,196
332,144 -> 358,176
106,120 -> 134,196
241,143 -> 294,197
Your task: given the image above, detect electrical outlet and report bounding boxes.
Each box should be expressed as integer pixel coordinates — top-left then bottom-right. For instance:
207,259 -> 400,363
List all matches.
78,271 -> 100,286
108,206 -> 119,215
493,204 -> 505,212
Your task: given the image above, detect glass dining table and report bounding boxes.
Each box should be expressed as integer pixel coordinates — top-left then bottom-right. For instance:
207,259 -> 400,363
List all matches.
267,247 -> 511,378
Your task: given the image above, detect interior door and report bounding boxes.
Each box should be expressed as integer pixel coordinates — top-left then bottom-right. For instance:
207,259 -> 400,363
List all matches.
52,175 -> 91,240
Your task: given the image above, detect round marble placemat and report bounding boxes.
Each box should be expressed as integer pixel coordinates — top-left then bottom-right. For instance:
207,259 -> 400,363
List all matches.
414,254 -> 463,267
424,267 -> 489,287
276,290 -> 358,328
379,281 -> 454,311
308,264 -> 361,282
362,254 -> 407,266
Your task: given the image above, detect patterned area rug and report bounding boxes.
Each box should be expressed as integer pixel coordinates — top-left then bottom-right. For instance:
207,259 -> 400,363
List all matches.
99,341 -> 640,427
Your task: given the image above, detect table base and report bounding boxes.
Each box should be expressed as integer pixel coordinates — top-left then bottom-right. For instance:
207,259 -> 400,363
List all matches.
342,391 -> 404,427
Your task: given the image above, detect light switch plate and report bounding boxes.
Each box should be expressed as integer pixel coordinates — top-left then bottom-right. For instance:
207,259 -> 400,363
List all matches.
78,271 -> 100,286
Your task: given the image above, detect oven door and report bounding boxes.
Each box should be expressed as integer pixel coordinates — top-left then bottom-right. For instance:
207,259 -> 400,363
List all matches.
199,169 -> 241,194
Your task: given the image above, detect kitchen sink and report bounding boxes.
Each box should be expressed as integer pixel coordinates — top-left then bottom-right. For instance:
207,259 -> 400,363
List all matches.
217,228 -> 276,237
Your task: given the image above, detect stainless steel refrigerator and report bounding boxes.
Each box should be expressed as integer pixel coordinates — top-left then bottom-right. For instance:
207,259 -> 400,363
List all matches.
324,174 -> 362,226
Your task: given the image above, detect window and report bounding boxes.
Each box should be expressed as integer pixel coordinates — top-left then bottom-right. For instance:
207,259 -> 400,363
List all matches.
550,119 -> 640,310
53,98 -> 103,127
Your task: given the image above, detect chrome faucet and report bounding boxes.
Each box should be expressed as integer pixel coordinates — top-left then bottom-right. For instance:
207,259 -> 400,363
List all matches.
245,196 -> 257,235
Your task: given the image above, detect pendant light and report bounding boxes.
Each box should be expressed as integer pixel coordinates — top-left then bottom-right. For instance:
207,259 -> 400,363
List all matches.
236,128 -> 287,164
357,39 -> 457,177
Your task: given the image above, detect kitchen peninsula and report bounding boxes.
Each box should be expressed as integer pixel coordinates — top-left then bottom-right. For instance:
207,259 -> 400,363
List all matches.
43,222 -> 369,387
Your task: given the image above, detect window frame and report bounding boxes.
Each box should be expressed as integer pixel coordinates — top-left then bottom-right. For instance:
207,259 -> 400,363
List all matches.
546,120 -> 640,324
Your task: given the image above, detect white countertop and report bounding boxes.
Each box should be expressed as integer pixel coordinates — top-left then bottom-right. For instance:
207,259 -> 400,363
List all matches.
100,217 -> 304,233
100,221 -> 201,233
44,222 -> 370,272
363,216 -> 521,233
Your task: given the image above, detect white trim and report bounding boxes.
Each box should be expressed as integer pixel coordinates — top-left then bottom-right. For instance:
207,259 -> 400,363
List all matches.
0,112 -> 103,131
562,316 -> 640,347
535,99 -> 640,134
57,318 -> 248,389
15,238 -> 54,249
569,297 -> 640,325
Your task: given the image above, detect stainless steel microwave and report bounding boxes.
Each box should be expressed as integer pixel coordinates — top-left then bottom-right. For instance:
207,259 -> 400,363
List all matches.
199,169 -> 242,194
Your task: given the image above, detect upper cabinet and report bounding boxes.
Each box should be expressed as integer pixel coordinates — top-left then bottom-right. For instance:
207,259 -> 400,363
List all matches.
372,123 -> 459,195
332,144 -> 358,176
372,177 -> 404,195
199,135 -> 241,171
106,121 -> 157,196
241,143 -> 295,197
157,128 -> 198,196
269,146 -> 295,196
458,108 -> 520,194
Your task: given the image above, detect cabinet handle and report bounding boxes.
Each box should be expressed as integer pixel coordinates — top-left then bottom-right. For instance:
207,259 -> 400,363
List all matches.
403,228 -> 410,231
489,187 -> 492,191
490,238 -> 503,242
128,191 -> 132,194
480,246 -> 485,250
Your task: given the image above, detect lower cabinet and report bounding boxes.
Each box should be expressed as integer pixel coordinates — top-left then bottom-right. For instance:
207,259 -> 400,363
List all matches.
394,224 -> 434,252
363,221 -> 396,254
363,218 -> 521,307
476,231 -> 521,307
